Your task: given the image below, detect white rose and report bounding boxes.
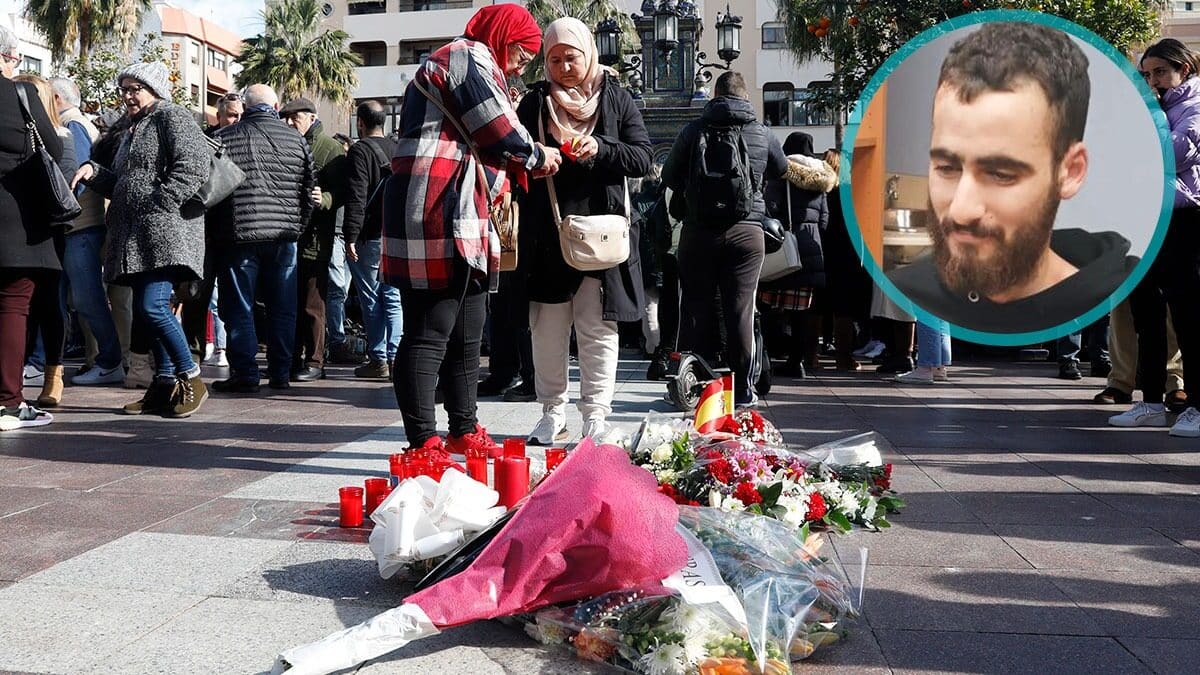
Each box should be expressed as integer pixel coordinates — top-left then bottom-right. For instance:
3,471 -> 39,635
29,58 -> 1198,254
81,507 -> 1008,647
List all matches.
651,443 -> 673,463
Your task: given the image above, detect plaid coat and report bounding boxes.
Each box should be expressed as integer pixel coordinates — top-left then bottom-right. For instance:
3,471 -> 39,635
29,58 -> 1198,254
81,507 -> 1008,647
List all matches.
382,38 -> 543,291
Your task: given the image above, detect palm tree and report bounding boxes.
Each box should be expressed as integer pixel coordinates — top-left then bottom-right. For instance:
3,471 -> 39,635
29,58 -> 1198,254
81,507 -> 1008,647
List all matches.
524,0 -> 638,82
24,0 -> 153,63
234,0 -> 361,105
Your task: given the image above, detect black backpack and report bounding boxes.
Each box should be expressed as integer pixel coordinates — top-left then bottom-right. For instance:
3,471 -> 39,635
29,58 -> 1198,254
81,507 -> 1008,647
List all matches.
687,123 -> 757,227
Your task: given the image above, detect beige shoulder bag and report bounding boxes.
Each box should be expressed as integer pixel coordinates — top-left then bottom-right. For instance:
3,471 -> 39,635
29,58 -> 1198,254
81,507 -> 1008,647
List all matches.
539,101 -> 631,272
412,78 -> 519,272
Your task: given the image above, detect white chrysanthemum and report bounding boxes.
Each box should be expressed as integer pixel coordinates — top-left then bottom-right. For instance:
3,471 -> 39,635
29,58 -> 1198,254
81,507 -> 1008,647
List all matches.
651,443 -> 673,463
718,495 -> 746,512
838,490 -> 861,518
778,493 -> 809,528
656,469 -> 678,484
681,633 -> 710,664
640,642 -> 687,675
860,496 -> 878,522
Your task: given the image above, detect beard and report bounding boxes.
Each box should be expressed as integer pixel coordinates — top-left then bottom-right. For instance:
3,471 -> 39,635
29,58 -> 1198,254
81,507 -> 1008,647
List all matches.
929,185 -> 1061,299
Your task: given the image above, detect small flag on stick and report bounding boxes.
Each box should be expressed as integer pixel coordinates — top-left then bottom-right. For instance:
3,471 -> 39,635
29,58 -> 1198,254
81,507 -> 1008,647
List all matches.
694,373 -> 734,433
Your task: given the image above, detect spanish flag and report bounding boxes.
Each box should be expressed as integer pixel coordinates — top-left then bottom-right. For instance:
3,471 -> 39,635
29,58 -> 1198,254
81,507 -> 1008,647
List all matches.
694,373 -> 735,434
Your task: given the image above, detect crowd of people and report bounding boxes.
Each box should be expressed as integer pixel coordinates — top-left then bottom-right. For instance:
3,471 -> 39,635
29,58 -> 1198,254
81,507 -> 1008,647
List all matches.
0,10 -> 1196,443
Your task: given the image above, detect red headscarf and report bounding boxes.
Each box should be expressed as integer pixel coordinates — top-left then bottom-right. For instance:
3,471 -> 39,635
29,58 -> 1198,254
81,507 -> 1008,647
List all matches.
464,4 -> 542,67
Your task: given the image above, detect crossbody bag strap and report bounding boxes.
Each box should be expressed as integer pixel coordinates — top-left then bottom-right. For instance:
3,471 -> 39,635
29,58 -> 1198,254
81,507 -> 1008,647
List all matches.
541,97 -> 631,224
412,77 -> 490,201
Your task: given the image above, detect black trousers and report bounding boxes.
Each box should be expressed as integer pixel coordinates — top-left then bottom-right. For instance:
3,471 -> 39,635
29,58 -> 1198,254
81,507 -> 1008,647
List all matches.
393,264 -> 487,445
1130,207 -> 1200,403
485,270 -> 533,383
658,253 -> 681,353
180,275 -> 217,357
679,222 -> 764,404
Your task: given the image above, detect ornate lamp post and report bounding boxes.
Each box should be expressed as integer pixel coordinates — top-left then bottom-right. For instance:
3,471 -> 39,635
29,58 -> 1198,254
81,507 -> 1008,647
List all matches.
653,0 -> 681,59
596,18 -> 644,99
694,4 -> 742,93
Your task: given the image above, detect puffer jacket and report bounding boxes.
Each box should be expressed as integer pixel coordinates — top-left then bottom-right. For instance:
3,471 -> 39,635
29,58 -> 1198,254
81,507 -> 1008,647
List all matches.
763,158 -> 837,289
661,95 -> 788,227
85,101 -> 210,283
1163,75 -> 1200,208
214,107 -> 314,245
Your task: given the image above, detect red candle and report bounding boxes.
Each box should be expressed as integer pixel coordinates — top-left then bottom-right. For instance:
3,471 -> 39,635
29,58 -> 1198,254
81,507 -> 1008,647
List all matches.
389,457 -> 406,486
367,485 -> 393,515
338,486 -> 364,527
496,455 -> 530,509
465,447 -> 488,485
410,459 -> 430,477
503,438 -> 526,458
545,448 -> 567,472
429,460 -> 448,481
364,477 -> 389,509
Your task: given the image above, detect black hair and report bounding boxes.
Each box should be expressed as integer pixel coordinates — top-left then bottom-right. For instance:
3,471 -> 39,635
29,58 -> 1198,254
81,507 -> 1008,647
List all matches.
1141,38 -> 1200,80
938,22 -> 1089,164
356,100 -> 387,130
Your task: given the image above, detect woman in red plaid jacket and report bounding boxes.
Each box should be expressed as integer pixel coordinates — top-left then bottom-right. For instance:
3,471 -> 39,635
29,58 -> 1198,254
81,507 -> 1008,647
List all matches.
381,4 -> 562,459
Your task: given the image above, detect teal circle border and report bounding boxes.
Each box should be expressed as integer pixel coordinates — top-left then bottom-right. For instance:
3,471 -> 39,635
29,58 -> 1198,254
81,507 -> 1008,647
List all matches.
839,9 -> 1175,346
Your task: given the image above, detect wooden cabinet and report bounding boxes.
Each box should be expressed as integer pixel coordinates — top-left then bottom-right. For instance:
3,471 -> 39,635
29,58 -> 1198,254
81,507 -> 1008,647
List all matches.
851,83 -> 887,265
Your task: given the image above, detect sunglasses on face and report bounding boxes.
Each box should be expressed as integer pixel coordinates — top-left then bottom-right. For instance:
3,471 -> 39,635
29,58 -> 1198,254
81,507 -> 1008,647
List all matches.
222,92 -> 242,102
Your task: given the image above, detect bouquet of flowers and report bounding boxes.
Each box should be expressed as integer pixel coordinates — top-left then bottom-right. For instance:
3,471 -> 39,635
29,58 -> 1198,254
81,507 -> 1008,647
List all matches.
511,506 -> 866,675
629,414 -> 904,535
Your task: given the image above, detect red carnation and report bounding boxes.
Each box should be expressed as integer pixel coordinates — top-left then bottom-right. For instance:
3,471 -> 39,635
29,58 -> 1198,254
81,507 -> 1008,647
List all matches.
702,449 -> 723,461
733,482 -> 763,505
659,484 -> 677,497
806,493 -> 828,521
874,463 -> 894,490
707,458 -> 734,484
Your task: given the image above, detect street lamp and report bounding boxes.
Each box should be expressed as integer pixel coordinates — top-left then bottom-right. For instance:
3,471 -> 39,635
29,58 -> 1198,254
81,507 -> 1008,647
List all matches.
694,4 -> 743,93
596,18 -> 644,99
654,0 -> 680,57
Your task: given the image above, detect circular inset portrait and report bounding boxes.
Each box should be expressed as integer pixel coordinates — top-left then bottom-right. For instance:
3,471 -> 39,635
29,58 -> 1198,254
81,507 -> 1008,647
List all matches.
843,11 -> 1172,344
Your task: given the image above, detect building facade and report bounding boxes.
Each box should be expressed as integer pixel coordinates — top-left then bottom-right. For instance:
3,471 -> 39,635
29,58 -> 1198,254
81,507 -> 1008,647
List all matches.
144,1 -> 243,125
1,13 -> 53,78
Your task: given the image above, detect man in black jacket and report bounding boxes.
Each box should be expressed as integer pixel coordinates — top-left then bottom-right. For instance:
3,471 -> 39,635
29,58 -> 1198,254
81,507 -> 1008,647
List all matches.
663,71 -> 788,407
211,84 -> 315,392
342,100 -> 402,380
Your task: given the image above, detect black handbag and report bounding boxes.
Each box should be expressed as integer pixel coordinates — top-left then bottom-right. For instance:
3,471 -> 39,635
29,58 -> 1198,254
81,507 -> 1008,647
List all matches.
14,83 -> 82,223
191,133 -> 245,209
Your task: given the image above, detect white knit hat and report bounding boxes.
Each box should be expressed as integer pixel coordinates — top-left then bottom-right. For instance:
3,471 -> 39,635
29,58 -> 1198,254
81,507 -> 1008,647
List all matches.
116,61 -> 172,100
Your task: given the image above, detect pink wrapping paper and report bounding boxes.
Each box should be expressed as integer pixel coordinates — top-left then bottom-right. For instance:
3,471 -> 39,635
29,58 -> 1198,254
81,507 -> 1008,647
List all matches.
407,439 -> 688,627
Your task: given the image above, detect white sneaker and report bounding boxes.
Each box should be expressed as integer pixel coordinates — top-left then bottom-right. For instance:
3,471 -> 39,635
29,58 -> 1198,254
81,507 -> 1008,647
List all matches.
1108,402 -> 1167,428
72,364 -> 125,386
23,365 -> 44,387
933,366 -> 950,382
527,414 -> 568,445
894,366 -> 935,384
202,349 -> 229,367
582,417 -> 611,441
1170,407 -> 1200,438
0,402 -> 53,431
854,339 -> 886,359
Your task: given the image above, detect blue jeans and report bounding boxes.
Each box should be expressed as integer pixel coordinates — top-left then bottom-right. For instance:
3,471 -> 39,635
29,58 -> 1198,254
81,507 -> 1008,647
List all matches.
916,320 -> 951,368
130,269 -> 197,378
1057,317 -> 1110,365
348,239 -> 402,362
326,236 -> 351,347
210,282 -> 226,350
61,227 -> 123,370
218,242 -> 298,382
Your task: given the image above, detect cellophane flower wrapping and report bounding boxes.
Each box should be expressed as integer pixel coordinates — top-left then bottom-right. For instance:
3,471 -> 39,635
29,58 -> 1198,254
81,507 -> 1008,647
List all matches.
508,506 -> 866,675
630,412 -> 904,534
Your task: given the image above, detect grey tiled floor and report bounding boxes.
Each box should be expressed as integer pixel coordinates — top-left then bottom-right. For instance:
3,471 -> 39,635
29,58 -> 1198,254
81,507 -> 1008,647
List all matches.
0,358 -> 1197,673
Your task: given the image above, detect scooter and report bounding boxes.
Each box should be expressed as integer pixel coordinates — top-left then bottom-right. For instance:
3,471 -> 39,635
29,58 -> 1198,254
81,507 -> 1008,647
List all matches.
665,312 -> 772,412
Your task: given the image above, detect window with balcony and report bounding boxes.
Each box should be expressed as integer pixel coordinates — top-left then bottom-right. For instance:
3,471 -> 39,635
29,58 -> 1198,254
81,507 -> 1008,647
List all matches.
20,56 -> 43,75
351,41 -> 389,67
208,49 -> 227,71
348,0 -> 386,14
762,22 -> 786,50
398,39 -> 446,65
397,0 -> 474,12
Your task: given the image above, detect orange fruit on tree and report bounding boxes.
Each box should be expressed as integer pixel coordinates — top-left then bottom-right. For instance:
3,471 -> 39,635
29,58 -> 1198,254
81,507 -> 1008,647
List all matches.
815,27 -> 828,38
807,24 -> 817,33
819,16 -> 832,29
848,16 -> 860,27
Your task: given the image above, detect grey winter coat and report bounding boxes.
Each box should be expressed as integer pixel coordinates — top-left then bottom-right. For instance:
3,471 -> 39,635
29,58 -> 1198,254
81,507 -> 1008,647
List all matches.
86,101 -> 210,284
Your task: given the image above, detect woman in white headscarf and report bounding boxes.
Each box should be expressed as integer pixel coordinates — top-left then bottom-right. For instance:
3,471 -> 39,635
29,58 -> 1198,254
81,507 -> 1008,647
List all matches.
516,17 -> 652,444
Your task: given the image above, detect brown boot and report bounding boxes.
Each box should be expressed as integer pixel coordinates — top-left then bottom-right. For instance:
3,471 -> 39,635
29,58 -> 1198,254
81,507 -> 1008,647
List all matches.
167,372 -> 208,418
37,365 -> 65,408
122,376 -> 177,415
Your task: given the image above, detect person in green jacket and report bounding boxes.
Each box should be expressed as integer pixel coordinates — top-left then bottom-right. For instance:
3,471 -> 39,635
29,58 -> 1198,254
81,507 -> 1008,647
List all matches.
281,98 -> 346,381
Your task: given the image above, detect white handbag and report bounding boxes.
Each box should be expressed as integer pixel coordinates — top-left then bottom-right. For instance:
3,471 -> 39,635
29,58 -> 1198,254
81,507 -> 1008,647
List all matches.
760,185 -> 804,282
540,103 -> 631,272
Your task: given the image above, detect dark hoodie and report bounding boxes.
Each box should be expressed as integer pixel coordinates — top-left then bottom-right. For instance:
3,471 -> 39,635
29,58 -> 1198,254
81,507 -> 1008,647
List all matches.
662,95 -> 788,226
888,228 -> 1138,334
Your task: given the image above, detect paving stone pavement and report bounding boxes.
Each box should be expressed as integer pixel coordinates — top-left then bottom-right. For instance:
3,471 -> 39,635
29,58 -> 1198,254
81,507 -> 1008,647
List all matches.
1,357 -> 1197,674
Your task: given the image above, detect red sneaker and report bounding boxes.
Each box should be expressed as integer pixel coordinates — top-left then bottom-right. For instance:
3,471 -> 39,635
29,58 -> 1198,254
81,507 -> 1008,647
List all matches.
406,436 -> 464,475
447,424 -> 504,459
